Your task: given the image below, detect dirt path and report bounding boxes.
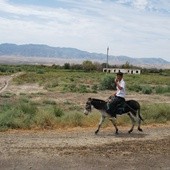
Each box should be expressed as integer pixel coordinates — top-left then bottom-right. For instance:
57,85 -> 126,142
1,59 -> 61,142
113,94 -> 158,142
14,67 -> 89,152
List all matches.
0,73 -> 22,93
0,125 -> 170,170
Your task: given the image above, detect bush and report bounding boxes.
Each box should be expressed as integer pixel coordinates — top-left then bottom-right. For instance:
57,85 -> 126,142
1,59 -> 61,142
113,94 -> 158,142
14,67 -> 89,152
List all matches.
128,84 -> 153,94
36,69 -> 45,74
0,92 -> 16,98
127,84 -> 142,92
0,100 -> 38,130
91,84 -> 98,93
141,86 -> 152,94
63,84 -> 77,92
62,112 -> 84,127
44,80 -> 58,89
35,111 -> 57,129
53,106 -> 64,117
142,103 -> 170,123
20,102 -> 37,116
155,85 -> 170,94
99,75 -> 115,90
43,100 -> 56,105
63,84 -> 91,93
78,85 -> 88,93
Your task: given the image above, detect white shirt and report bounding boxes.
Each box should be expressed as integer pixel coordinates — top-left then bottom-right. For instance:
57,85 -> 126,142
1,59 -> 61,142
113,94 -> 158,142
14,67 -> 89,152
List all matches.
116,79 -> 126,98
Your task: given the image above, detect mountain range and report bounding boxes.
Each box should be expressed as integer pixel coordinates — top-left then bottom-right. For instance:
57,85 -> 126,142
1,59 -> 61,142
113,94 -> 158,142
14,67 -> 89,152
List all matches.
0,43 -> 169,68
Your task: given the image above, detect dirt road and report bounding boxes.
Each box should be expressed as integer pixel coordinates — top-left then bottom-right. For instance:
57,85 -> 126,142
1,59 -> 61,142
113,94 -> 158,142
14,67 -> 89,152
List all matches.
0,125 -> 170,170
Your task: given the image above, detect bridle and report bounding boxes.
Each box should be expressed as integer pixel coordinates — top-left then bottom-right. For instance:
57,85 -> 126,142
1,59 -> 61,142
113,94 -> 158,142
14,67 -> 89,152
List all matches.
84,99 -> 92,115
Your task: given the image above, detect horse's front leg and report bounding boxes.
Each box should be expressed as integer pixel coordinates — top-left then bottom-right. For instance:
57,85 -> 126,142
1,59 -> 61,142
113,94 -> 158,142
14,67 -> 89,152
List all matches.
109,117 -> 118,134
127,113 -> 135,133
95,115 -> 105,135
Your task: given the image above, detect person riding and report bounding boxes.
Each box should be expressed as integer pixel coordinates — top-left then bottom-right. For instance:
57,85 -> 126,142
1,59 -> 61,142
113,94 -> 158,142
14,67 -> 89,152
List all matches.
106,71 -> 126,117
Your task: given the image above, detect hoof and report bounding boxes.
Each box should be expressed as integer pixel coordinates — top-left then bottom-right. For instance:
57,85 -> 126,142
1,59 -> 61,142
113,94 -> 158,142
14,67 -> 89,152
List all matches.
138,128 -> 143,132
128,129 -> 133,134
115,130 -> 119,135
95,130 -> 99,135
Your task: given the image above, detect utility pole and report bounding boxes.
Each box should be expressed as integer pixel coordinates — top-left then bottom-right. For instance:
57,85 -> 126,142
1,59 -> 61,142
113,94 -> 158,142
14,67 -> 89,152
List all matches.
106,46 -> 109,69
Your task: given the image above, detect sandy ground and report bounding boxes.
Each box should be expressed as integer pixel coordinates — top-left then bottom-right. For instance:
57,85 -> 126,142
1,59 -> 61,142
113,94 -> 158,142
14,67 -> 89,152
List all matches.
0,74 -> 170,170
0,125 -> 170,170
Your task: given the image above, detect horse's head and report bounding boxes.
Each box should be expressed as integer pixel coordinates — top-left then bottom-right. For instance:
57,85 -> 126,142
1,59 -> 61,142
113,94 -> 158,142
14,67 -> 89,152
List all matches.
84,98 -> 92,115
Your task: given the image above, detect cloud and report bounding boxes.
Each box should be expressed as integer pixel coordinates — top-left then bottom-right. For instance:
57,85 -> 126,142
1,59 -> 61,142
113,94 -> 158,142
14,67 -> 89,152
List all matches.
0,0 -> 170,61
116,0 -> 149,9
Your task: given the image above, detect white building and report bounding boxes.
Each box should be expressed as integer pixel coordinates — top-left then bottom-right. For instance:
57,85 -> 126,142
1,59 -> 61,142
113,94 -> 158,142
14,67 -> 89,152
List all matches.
103,68 -> 141,74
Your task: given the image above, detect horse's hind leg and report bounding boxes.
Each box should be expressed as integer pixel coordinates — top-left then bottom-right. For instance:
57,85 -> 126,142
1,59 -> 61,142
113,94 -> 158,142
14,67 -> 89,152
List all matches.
137,111 -> 143,132
128,113 -> 135,133
137,119 -> 143,132
110,117 -> 119,134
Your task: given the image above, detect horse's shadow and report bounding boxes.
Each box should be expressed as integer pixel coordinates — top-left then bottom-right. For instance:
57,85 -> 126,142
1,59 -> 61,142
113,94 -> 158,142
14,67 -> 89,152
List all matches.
96,131 -> 147,139
107,132 -> 148,138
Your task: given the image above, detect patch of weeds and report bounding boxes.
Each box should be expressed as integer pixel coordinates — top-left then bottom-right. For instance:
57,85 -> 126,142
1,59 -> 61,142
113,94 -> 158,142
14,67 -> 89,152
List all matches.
0,92 -> 16,98
141,86 -> 152,94
19,93 -> 27,96
63,112 -> 84,127
155,85 -> 170,94
53,106 -> 64,117
44,80 -> 59,89
78,85 -> 88,93
43,100 -> 56,105
127,84 -> 142,92
68,105 -> 82,111
36,69 -> 45,74
91,84 -> 98,93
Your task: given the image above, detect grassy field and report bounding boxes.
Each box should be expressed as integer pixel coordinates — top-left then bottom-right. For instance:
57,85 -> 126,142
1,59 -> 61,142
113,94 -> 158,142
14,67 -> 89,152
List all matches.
0,65 -> 170,131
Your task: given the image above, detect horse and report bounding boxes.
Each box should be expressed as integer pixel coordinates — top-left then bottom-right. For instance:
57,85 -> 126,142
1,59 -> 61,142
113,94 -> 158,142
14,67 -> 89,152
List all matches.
84,97 -> 143,134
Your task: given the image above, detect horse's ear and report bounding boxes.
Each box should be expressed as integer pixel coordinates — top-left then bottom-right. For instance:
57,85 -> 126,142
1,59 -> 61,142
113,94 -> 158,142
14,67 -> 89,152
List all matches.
88,97 -> 92,101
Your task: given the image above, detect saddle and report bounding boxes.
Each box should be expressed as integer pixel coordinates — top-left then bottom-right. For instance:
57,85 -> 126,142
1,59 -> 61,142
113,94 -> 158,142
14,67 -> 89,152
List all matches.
106,96 -> 126,115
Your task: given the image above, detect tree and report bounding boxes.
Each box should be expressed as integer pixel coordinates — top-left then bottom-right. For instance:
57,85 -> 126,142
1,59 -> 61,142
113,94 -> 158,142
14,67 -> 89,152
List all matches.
93,62 -> 103,71
64,63 -> 70,69
122,61 -> 131,68
82,60 -> 95,72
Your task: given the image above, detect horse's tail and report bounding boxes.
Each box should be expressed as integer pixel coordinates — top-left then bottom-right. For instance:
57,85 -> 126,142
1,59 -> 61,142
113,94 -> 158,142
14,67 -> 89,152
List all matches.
137,108 -> 144,121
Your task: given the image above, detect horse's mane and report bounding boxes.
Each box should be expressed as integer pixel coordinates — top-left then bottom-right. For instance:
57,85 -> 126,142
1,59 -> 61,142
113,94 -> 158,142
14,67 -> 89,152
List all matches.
91,98 -> 106,103
90,98 -> 106,110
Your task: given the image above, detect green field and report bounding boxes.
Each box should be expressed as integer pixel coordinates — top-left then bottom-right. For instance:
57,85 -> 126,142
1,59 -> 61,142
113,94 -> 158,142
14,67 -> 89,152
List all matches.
0,64 -> 170,131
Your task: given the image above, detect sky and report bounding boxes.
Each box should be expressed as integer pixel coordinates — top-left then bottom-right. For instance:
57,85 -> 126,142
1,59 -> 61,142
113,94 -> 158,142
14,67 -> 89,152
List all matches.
0,0 -> 170,61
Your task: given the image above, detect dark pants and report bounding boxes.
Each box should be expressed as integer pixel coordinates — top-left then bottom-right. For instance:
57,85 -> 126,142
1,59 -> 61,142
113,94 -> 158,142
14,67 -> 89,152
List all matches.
107,96 -> 125,117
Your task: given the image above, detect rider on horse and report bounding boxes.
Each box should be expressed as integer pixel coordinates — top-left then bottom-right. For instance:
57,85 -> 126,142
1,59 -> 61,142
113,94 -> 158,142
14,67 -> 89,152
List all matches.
106,71 -> 126,117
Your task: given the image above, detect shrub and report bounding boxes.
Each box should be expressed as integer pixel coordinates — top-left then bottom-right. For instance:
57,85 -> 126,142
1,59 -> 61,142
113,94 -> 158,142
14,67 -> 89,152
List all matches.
0,100 -> 38,130
141,103 -> 170,123
44,80 -> 58,89
63,84 -> 77,92
141,86 -> 152,94
78,85 -> 88,93
53,106 -> 64,117
62,112 -> 84,127
34,111 -> 57,129
63,84 -> 91,93
155,85 -> 170,94
43,100 -> 56,105
36,69 -> 45,74
99,75 -> 115,90
91,84 -> 98,93
0,92 -> 16,98
20,102 -> 37,116
127,84 -> 142,92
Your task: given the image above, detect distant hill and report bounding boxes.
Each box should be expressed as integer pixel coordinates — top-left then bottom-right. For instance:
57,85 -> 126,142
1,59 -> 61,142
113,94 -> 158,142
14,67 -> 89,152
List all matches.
0,43 -> 169,68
